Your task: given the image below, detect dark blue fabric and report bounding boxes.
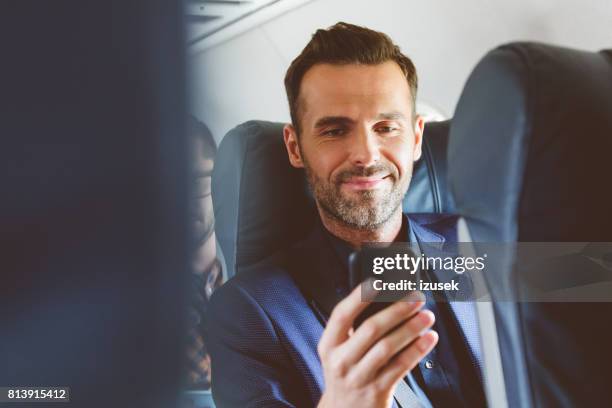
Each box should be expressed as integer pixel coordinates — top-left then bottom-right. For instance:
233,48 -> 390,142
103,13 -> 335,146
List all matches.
206,214 -> 485,407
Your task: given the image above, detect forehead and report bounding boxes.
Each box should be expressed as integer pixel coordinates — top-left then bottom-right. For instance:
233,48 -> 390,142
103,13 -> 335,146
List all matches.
299,61 -> 413,124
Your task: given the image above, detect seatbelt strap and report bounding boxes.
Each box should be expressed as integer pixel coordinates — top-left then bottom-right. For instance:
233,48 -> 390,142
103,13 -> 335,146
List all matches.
457,218 -> 509,408
393,378 -> 423,408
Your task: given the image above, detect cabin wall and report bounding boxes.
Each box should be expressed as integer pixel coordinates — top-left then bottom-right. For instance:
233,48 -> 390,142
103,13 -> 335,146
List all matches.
188,0 -> 612,142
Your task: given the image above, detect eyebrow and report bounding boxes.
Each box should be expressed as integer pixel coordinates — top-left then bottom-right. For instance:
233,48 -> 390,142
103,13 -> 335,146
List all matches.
313,112 -> 408,129
376,112 -> 407,121
313,116 -> 355,129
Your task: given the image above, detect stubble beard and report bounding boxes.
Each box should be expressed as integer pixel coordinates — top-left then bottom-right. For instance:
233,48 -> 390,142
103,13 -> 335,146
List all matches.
303,158 -> 411,231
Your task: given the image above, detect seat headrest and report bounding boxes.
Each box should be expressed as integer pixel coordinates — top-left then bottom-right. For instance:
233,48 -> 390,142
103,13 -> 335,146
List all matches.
212,120 -> 453,276
449,42 -> 612,242
448,42 -> 612,407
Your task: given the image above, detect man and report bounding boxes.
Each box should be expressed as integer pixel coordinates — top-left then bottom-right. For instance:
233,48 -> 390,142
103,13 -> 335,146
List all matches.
186,116 -> 224,389
206,23 -> 485,407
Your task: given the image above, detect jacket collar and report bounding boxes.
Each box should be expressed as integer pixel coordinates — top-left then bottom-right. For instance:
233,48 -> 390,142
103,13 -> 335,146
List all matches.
410,215 -> 446,244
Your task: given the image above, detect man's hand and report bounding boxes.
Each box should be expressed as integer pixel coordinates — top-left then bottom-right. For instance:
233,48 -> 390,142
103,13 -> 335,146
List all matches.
317,284 -> 438,408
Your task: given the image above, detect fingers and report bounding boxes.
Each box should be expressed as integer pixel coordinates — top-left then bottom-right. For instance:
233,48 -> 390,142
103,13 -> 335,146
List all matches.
339,293 -> 424,366
377,330 -> 439,389
318,283 -> 371,356
349,309 -> 435,385
316,286 -> 438,407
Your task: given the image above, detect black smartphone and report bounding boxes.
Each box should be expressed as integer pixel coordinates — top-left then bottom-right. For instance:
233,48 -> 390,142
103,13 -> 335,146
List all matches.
348,248 -> 420,329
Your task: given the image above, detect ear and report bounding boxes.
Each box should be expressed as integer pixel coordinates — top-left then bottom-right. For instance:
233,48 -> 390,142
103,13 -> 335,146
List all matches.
412,115 -> 425,162
283,124 -> 304,168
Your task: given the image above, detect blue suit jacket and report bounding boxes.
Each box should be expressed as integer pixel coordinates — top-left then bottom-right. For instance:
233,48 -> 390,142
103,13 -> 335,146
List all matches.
206,214 -> 485,407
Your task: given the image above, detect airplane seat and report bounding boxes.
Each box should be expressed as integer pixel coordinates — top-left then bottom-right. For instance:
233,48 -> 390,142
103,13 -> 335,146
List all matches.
448,42 -> 612,407
212,119 -> 454,277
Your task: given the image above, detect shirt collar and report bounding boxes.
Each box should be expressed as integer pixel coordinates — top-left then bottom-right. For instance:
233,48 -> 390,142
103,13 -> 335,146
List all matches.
322,214 -> 413,272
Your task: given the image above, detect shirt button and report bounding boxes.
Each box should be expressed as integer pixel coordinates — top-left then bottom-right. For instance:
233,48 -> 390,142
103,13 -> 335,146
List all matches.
424,360 -> 435,369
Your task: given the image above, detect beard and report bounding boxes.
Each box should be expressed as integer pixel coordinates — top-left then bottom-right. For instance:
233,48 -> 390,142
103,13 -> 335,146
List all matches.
303,158 -> 412,230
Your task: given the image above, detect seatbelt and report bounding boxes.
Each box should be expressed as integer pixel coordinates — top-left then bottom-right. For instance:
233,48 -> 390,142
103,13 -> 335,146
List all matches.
393,378 -> 424,408
457,218 -> 509,408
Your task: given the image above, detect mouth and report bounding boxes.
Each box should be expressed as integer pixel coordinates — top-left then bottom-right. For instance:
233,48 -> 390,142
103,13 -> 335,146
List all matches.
341,175 -> 390,191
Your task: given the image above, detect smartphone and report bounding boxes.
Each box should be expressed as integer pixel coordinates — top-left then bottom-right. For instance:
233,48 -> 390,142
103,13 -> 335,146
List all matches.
348,248 -> 420,329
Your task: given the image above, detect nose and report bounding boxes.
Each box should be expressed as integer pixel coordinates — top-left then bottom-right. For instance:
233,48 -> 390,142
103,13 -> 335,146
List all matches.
348,127 -> 380,167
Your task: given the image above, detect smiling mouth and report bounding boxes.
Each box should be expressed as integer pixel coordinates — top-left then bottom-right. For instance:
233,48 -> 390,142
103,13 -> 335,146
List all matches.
341,175 -> 390,190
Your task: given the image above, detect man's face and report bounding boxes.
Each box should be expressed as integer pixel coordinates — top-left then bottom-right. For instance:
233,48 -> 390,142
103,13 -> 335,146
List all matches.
284,61 -> 424,229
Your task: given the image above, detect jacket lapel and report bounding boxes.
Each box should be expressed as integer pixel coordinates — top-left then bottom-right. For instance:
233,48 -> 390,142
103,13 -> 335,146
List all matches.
410,217 -> 446,245
411,216 -> 474,300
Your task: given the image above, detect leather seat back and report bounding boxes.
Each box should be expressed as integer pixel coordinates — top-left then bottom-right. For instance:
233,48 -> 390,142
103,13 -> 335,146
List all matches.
449,42 -> 612,407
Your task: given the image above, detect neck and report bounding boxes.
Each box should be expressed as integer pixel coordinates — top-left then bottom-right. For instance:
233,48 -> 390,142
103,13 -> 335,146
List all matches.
318,206 -> 403,249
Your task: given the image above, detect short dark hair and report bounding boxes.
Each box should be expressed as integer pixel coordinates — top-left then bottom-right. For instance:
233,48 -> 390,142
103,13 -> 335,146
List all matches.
284,22 -> 418,134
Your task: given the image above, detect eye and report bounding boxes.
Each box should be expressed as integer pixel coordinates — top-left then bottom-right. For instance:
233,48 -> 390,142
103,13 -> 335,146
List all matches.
375,126 -> 399,134
321,128 -> 346,137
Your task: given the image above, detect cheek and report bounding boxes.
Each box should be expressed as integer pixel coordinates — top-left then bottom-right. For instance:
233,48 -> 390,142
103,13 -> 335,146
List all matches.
303,142 -> 347,180
384,139 -> 415,178
398,150 -> 415,176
